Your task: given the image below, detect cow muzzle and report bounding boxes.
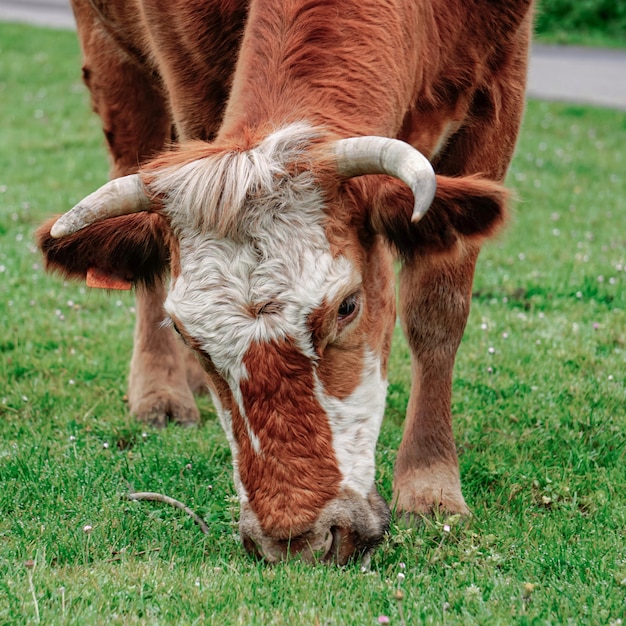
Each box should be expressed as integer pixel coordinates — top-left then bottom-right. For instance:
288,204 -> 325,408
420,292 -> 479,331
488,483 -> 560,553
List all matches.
239,487 -> 390,565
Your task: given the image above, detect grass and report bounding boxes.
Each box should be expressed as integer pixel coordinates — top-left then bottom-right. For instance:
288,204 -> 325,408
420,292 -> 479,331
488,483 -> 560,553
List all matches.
534,30 -> 626,49
534,0 -> 626,49
1,21 -> 625,625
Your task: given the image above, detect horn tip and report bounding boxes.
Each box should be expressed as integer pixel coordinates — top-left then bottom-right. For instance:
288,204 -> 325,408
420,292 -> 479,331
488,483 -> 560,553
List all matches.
50,221 -> 70,238
410,173 -> 437,223
410,207 -> 427,224
50,210 -> 84,238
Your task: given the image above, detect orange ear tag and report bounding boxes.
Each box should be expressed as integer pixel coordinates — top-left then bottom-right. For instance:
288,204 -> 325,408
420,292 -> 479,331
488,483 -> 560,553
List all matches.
86,268 -> 132,290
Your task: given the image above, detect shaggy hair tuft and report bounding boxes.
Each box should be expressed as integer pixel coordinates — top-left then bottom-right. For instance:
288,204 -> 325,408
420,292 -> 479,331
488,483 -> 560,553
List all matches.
147,123 -> 323,239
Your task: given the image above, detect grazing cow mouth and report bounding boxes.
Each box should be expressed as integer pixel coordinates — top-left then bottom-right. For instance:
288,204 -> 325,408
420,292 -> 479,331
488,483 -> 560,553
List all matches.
239,486 -> 391,565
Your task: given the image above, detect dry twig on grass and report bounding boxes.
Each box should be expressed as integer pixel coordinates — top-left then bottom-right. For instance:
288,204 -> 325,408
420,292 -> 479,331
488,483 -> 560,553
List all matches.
126,490 -> 210,534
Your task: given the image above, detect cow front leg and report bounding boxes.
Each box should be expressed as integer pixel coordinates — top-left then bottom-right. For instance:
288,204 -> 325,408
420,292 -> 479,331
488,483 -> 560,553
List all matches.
71,1 -> 209,425
394,243 -> 479,517
128,283 -> 203,427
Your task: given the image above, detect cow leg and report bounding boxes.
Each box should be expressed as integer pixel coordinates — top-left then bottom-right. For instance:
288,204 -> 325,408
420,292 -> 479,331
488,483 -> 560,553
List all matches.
72,0 -> 206,425
128,285 -> 202,427
394,245 -> 477,516
394,19 -> 531,517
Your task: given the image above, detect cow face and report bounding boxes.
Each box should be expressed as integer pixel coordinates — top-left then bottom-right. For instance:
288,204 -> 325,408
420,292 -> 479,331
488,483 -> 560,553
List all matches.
38,123 -> 446,564
153,125 -> 396,562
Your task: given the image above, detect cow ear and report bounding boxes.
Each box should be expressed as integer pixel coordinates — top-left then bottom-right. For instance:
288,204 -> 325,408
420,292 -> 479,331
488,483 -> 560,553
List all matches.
367,174 -> 509,256
36,212 -> 174,288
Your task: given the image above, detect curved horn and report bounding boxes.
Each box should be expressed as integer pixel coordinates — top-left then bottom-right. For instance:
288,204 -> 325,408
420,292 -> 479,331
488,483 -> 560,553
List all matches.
332,137 -> 436,223
50,174 -> 150,238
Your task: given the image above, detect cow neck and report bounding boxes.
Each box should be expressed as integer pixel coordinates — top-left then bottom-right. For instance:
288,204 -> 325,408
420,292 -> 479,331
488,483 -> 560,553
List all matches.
217,0 -> 418,141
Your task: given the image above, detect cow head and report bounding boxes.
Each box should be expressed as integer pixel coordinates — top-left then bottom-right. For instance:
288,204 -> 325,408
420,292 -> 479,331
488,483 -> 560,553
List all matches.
38,124 -> 506,564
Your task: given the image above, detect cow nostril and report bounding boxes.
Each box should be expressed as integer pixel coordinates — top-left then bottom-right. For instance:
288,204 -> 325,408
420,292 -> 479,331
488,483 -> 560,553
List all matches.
282,529 -> 334,563
320,528 -> 334,559
323,526 -> 344,564
323,526 -> 365,565
241,528 -> 335,563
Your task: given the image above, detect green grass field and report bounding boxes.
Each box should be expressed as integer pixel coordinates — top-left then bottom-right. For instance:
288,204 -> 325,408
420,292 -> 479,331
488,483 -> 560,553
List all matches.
1,22 -> 625,625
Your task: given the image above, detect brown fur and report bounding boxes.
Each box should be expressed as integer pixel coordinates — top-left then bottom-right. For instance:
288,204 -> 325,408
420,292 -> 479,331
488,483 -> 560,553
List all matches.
36,213 -> 173,287
237,339 -> 342,537
363,174 -> 510,258
39,0 -> 535,557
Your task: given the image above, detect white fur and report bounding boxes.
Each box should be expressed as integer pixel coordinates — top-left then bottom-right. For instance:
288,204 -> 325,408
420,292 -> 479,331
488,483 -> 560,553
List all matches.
315,348 -> 388,497
209,390 -> 247,502
161,125 -> 359,457
150,123 -> 322,238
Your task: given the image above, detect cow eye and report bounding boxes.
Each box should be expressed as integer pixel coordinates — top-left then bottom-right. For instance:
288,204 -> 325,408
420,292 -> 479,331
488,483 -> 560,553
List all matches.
337,292 -> 360,323
167,317 -> 186,342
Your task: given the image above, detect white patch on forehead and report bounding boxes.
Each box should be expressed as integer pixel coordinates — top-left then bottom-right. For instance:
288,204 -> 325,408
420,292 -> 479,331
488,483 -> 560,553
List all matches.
160,124 -> 358,452
315,348 -> 387,498
167,225 -> 353,371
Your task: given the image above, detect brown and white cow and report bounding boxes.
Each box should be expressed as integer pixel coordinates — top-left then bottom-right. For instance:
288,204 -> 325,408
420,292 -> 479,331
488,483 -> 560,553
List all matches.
37,0 -> 534,563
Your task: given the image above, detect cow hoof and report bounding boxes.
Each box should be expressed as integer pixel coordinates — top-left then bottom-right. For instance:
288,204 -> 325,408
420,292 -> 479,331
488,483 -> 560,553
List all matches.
129,390 -> 200,428
393,463 -> 470,519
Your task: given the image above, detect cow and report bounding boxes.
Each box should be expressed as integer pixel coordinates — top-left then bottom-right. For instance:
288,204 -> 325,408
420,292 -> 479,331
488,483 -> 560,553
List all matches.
37,0 -> 534,564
